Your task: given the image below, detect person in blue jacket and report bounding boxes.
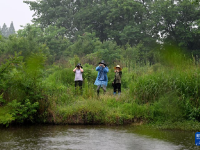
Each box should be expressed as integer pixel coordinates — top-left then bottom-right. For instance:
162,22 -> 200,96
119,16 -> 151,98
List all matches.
94,60 -> 109,96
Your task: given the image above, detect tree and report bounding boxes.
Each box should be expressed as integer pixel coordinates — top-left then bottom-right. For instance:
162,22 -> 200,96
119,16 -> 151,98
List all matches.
24,0 -> 80,39
8,22 -> 15,36
150,0 -> 200,51
17,24 -> 70,62
1,23 -> 8,37
74,0 -> 110,42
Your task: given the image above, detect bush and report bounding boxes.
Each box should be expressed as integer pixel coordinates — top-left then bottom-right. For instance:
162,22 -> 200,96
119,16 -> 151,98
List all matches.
8,99 -> 39,123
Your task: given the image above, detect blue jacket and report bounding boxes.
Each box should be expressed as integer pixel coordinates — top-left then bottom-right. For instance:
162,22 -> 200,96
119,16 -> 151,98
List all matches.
94,66 -> 109,86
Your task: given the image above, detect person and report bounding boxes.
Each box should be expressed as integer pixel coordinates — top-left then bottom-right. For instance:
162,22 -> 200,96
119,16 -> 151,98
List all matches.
94,60 -> 109,96
73,63 -> 84,94
113,65 -> 122,96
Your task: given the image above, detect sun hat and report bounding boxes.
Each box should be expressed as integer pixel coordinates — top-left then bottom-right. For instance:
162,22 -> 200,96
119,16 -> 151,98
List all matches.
114,65 -> 122,70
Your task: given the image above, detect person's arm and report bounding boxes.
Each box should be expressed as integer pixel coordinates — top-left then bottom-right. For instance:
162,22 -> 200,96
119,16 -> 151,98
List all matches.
73,67 -> 77,72
103,67 -> 109,73
119,71 -> 122,77
96,66 -> 101,71
80,68 -> 84,73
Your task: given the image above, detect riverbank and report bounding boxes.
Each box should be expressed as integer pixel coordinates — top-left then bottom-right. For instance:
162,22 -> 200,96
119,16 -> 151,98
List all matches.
43,90 -> 200,131
1,92 -> 200,131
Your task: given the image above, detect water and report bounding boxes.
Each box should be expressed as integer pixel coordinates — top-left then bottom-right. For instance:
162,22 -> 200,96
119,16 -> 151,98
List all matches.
0,125 -> 197,150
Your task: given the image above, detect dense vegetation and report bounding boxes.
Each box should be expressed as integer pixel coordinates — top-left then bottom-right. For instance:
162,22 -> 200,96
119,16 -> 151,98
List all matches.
0,0 -> 200,130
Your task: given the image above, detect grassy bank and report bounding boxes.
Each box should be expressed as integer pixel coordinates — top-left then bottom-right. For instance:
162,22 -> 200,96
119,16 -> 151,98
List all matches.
1,57 -> 200,131
38,62 -> 200,130
46,90 -> 150,125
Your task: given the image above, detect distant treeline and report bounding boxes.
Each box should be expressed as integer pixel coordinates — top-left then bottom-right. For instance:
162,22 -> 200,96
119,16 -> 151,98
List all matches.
0,22 -> 15,37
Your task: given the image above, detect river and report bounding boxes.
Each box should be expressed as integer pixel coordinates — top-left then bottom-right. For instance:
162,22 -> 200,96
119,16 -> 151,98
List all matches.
0,125 -> 197,150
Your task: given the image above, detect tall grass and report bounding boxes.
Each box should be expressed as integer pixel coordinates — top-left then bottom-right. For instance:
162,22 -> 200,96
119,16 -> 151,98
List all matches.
131,66 -> 200,103
128,46 -> 200,123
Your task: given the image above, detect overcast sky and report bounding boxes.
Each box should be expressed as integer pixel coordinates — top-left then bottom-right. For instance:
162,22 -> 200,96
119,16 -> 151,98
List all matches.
0,0 -> 36,31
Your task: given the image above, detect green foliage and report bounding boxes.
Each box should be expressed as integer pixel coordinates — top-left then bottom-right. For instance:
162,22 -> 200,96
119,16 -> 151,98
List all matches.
0,53 -> 47,125
184,98 -> 200,121
82,63 -> 97,83
153,0 -> 200,52
151,93 -> 185,122
0,93 -> 5,105
17,24 -> 70,62
44,67 -> 74,89
120,102 -> 150,119
0,52 -> 23,76
74,55 -> 80,67
149,120 -> 200,131
65,33 -> 100,56
0,106 -> 14,127
159,44 -> 191,68
131,65 -> 200,104
64,32 -> 121,65
3,53 -> 46,103
82,78 -> 95,99
8,99 -> 39,123
24,0 -> 200,63
0,113 -> 14,127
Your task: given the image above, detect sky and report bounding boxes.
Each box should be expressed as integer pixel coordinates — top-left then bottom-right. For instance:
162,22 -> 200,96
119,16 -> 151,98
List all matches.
0,0 -> 36,31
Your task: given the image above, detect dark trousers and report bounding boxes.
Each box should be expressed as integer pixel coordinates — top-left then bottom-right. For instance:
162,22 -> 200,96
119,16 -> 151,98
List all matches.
97,85 -> 106,96
75,81 -> 83,94
114,83 -> 121,93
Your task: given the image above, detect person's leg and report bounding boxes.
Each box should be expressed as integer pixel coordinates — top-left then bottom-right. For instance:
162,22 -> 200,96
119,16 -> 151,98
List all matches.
102,85 -> 106,94
75,81 -> 78,94
118,83 -> 121,95
97,85 -> 101,96
79,81 -> 83,95
113,84 -> 117,95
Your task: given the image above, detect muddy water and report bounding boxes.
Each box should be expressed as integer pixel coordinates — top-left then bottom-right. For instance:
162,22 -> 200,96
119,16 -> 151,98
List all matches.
0,125 -> 197,150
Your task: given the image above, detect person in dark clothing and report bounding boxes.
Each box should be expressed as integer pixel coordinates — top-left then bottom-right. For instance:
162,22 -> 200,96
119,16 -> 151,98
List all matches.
113,65 -> 122,96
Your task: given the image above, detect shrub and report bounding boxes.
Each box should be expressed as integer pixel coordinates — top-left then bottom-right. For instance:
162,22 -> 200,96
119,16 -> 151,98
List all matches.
8,99 -> 39,123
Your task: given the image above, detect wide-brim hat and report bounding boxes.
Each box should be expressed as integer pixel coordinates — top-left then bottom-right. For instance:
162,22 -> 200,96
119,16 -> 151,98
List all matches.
99,60 -> 106,66
114,65 -> 122,70
76,63 -> 83,68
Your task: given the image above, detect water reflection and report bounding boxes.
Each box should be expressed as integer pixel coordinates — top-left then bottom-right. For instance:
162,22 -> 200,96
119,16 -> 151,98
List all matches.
0,125 -> 197,150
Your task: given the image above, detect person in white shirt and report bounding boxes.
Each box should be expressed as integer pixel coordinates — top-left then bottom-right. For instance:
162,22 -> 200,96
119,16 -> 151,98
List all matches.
73,63 -> 84,94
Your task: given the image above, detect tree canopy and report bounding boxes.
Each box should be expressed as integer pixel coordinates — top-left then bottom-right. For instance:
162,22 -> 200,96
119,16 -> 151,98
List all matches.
24,0 -> 200,51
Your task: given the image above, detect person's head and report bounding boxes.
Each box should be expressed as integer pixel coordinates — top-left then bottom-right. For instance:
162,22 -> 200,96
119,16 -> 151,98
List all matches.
76,63 -> 82,69
99,60 -> 106,67
114,65 -> 122,71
